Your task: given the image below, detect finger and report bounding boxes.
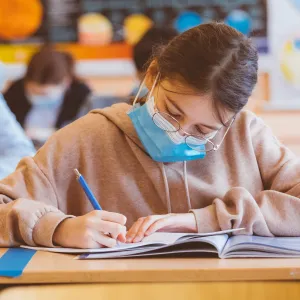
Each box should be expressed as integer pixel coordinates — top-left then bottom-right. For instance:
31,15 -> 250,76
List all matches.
132,216 -> 160,243
93,231 -> 118,248
126,218 -> 144,243
95,220 -> 126,239
145,218 -> 172,236
94,210 -> 127,225
117,233 -> 126,243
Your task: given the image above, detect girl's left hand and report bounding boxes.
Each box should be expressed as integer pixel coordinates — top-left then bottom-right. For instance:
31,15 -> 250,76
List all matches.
126,213 -> 198,243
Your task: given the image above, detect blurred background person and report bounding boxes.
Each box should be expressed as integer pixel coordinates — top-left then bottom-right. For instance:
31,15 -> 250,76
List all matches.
3,45 -> 91,147
79,26 -> 177,115
0,62 -> 35,179
130,26 -> 177,98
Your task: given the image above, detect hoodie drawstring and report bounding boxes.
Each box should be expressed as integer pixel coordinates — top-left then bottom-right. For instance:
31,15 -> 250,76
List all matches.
161,163 -> 172,213
183,161 -> 192,210
160,161 -> 192,214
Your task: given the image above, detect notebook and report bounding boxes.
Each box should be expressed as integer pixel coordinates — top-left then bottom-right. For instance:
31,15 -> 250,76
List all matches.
22,228 -> 300,259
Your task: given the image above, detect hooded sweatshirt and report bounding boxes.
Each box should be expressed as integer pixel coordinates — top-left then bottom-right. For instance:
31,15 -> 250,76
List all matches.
0,103 -> 300,247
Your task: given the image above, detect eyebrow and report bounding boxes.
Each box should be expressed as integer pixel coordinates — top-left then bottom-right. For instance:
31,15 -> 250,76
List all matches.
163,89 -> 221,131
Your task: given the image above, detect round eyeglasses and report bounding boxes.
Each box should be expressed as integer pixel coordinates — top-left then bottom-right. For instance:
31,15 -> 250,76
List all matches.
152,111 -> 235,153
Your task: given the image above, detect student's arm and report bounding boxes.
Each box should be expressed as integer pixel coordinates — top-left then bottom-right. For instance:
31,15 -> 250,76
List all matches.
0,95 -> 35,179
191,118 -> 300,237
0,156 -> 72,247
0,115 -> 126,248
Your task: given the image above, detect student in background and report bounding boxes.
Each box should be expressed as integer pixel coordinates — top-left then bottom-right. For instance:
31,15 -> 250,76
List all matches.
0,23 -> 300,249
0,62 -> 35,179
0,95 -> 35,179
79,27 -> 177,115
0,93 -> 35,181
79,27 -> 177,116
130,26 -> 177,98
4,46 -> 91,146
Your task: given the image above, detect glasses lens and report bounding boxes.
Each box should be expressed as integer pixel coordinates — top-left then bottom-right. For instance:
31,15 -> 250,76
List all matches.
185,135 -> 215,153
152,112 -> 180,132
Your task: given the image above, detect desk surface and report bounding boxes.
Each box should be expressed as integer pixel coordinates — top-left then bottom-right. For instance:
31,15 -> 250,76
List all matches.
1,249 -> 300,284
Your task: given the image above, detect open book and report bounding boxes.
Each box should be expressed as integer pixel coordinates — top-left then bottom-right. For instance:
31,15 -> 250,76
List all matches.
22,228 -> 300,259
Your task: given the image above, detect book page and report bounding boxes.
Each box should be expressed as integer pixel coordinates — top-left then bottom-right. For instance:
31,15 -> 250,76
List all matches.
78,235 -> 229,259
21,241 -> 161,254
21,228 -> 242,255
222,235 -> 300,257
142,228 -> 244,244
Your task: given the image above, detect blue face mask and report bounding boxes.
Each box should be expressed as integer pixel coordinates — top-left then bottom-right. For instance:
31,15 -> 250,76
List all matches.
27,87 -> 65,108
128,95 -> 206,163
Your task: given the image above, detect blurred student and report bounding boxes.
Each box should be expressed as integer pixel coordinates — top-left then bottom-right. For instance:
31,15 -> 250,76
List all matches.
4,46 -> 91,145
80,27 -> 177,115
0,61 -> 35,179
0,62 -> 35,179
130,26 -> 177,98
0,96 -> 35,179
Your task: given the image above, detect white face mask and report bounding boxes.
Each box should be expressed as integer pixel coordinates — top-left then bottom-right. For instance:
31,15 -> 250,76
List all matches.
146,96 -> 217,145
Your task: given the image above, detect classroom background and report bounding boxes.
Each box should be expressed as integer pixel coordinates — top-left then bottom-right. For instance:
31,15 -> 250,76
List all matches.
0,0 -> 299,155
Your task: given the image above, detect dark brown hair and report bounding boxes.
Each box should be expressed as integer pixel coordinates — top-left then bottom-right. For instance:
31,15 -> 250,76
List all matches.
25,45 -> 75,85
151,22 -> 258,123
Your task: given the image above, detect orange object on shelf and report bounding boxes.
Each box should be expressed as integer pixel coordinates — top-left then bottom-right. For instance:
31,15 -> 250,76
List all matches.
0,43 -> 132,63
0,0 -> 43,40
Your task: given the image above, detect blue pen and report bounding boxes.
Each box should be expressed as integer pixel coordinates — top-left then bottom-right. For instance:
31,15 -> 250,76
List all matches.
74,169 -> 102,210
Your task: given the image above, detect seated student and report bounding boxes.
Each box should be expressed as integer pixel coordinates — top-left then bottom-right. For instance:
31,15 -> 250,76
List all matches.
0,94 -> 35,179
129,26 -> 177,98
4,46 -> 91,146
80,27 -> 177,116
0,23 -> 300,249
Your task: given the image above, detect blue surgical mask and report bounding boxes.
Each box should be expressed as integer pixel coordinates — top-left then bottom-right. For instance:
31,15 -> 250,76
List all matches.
27,88 -> 65,108
127,75 -> 206,163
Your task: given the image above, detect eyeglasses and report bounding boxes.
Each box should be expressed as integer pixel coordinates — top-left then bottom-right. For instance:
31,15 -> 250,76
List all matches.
152,110 -> 236,153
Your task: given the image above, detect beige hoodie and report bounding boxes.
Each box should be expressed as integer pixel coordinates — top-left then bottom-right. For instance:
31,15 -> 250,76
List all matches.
0,103 -> 300,247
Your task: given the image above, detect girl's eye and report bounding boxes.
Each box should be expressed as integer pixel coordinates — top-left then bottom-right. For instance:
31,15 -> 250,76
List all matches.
165,106 -> 181,118
168,111 -> 181,118
195,126 -> 209,136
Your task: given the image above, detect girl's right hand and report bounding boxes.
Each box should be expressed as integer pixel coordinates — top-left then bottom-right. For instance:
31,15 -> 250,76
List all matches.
53,210 -> 127,248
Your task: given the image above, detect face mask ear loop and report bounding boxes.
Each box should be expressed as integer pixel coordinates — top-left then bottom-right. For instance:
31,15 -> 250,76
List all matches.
132,73 -> 161,106
133,77 -> 147,106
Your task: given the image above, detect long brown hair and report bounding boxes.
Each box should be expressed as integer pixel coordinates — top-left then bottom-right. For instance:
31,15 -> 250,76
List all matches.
148,22 -> 258,123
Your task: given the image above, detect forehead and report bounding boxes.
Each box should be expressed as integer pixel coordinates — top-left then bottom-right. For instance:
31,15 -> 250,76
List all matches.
159,79 -> 234,125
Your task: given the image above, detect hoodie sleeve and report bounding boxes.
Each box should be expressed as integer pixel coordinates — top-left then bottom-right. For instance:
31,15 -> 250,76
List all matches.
0,156 -> 72,247
191,118 -> 300,237
0,111 -> 111,247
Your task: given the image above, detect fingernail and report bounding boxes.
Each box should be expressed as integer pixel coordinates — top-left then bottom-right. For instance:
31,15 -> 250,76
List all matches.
133,235 -> 142,243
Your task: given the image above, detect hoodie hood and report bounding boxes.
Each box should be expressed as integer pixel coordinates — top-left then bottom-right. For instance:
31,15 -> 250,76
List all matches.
90,103 -> 192,214
90,103 -> 145,150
